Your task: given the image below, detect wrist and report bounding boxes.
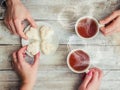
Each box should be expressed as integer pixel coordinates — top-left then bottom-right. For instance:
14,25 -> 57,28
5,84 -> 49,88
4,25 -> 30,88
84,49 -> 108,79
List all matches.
22,80 -> 35,88
20,82 -> 34,90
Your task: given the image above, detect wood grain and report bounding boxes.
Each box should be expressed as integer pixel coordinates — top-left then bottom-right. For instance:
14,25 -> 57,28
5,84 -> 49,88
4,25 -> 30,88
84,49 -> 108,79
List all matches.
0,70 -> 119,90
1,21 -> 120,45
0,45 -> 120,70
0,0 -> 119,20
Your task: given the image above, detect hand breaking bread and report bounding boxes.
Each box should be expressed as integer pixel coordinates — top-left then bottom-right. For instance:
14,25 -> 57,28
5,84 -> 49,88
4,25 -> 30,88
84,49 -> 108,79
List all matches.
25,24 -> 58,56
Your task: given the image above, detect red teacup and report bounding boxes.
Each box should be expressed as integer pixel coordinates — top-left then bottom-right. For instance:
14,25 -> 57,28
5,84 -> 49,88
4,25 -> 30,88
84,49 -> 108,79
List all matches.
67,49 -> 90,73
75,16 -> 103,39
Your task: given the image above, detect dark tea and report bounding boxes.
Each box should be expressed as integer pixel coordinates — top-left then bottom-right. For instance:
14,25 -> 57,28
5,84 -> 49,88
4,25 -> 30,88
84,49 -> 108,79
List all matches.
77,18 -> 98,38
69,50 -> 90,71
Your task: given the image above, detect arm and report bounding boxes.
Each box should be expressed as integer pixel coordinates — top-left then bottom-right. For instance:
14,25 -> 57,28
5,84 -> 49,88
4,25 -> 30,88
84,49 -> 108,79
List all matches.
4,0 -> 37,39
12,46 -> 40,90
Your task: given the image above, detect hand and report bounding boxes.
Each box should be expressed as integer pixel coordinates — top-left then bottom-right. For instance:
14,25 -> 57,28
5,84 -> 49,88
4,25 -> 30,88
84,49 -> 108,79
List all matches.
12,46 -> 40,90
4,0 -> 37,39
79,67 -> 103,90
100,10 -> 120,36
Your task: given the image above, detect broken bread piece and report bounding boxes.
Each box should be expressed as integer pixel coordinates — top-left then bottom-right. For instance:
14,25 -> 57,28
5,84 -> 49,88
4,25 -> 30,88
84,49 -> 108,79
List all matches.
41,41 -> 55,55
27,41 -> 40,56
26,27 -> 39,40
40,25 -> 54,40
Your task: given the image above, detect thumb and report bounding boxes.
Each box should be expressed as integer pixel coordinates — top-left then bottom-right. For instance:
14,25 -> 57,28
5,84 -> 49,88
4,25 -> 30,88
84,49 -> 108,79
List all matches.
33,52 -> 40,68
81,71 -> 92,88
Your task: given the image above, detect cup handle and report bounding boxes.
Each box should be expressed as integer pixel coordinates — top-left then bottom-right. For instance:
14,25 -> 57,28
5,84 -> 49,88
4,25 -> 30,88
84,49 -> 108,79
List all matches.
98,24 -> 105,28
85,64 -> 95,73
85,69 -> 90,73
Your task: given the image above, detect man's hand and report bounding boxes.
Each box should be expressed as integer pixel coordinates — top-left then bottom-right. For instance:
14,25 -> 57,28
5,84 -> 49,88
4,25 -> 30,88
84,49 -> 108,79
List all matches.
12,46 -> 40,90
79,67 -> 103,90
100,10 -> 120,36
4,0 -> 37,39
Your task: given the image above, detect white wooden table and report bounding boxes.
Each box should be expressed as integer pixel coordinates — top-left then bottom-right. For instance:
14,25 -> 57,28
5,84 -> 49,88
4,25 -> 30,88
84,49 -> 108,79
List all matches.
0,0 -> 120,90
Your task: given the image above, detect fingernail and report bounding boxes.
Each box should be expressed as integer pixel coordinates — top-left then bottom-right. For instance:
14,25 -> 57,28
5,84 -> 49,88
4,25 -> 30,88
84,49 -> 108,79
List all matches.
87,71 -> 92,76
25,36 -> 28,40
37,52 -> 40,56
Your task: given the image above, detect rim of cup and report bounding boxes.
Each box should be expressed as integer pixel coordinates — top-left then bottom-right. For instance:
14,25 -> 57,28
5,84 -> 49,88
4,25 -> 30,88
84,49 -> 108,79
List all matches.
75,16 -> 100,39
67,49 -> 90,73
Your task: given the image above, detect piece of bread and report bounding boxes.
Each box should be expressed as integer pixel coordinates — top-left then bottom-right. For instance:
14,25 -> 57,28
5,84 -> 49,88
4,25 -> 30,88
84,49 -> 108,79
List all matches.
40,25 -> 54,40
27,41 -> 40,55
41,41 -> 55,55
26,27 -> 39,40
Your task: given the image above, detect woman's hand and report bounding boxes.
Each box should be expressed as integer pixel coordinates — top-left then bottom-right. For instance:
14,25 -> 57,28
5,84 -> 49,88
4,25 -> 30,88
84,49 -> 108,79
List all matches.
100,10 -> 120,36
12,46 -> 40,90
4,0 -> 37,39
79,67 -> 103,90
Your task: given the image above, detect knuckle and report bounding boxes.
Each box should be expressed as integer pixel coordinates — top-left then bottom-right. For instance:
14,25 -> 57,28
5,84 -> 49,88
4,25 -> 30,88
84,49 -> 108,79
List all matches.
8,19 -> 12,23
14,18 -> 19,22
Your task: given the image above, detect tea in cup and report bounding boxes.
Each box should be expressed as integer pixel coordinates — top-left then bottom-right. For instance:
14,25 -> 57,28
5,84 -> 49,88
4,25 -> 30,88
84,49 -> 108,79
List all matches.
75,16 -> 104,39
67,49 -> 90,73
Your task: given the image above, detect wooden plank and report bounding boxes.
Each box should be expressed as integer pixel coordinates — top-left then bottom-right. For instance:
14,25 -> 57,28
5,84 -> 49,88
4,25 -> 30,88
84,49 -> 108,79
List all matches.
0,70 -> 120,90
0,45 -> 120,69
0,22 -> 20,44
0,80 -> 120,90
1,70 -> 120,81
0,0 -> 119,20
0,21 -> 120,45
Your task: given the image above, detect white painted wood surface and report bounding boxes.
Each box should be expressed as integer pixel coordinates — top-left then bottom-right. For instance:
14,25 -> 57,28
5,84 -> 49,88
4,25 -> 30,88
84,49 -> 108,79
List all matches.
0,0 -> 120,90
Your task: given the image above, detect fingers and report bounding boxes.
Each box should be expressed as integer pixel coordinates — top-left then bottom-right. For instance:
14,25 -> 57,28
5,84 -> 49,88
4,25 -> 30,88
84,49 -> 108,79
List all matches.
33,52 -> 40,68
81,71 -> 93,88
4,18 -> 28,39
93,68 -> 103,80
17,46 -> 27,63
90,67 -> 103,83
91,69 -> 99,82
100,22 -> 114,35
27,16 -> 37,28
100,10 -> 120,25
12,46 -> 27,70
12,51 -> 19,70
4,20 -> 13,33
12,52 -> 18,64
100,19 -> 117,35
9,20 -> 17,34
14,20 -> 28,40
